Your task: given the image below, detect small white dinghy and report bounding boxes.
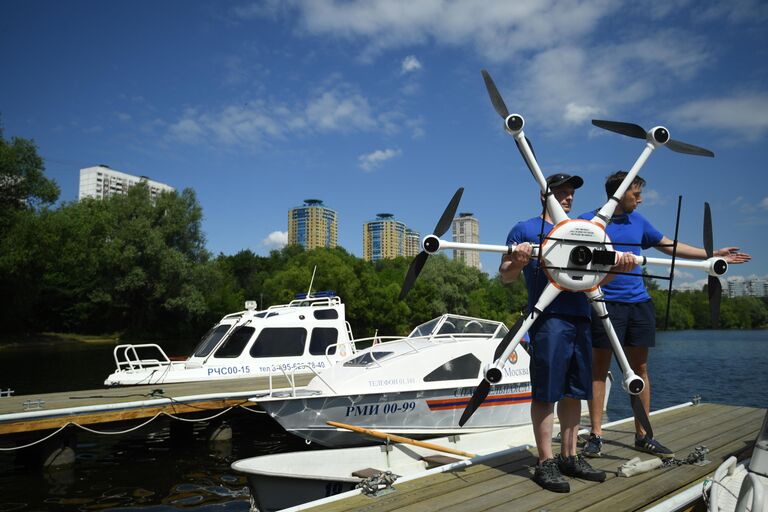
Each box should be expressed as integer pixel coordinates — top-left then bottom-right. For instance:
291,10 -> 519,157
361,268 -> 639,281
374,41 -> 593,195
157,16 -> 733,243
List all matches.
231,423 -> 538,512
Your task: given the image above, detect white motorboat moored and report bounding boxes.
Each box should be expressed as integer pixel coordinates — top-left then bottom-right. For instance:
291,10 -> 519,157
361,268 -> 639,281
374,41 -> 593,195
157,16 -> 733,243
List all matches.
252,314 -> 540,447
104,292 -> 358,386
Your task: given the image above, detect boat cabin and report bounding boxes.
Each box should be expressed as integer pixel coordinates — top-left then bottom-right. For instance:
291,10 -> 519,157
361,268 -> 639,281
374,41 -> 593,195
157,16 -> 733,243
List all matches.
105,293 -> 357,385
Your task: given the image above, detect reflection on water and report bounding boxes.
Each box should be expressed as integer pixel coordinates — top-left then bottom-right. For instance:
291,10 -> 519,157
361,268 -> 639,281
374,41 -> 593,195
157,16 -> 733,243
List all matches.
0,407 -> 313,511
0,330 -> 766,510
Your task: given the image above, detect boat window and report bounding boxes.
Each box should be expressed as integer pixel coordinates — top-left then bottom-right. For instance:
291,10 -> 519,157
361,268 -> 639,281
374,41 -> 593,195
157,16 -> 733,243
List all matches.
424,354 -> 481,382
309,328 -> 338,355
437,320 -> 457,335
343,351 -> 394,367
249,328 -> 307,357
409,318 -> 441,338
313,309 -> 338,320
213,326 -> 255,358
192,324 -> 232,357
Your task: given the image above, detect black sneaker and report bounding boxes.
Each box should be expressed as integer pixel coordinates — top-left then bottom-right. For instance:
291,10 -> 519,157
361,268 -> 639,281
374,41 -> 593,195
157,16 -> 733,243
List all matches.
558,454 -> 606,482
582,433 -> 603,458
635,435 -> 674,458
533,458 -> 570,493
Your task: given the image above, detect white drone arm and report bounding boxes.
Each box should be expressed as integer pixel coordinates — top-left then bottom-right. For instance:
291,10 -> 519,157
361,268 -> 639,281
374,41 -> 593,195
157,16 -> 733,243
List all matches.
625,253 -> 728,277
483,282 -> 561,384
421,236 -> 540,258
505,116 -> 569,226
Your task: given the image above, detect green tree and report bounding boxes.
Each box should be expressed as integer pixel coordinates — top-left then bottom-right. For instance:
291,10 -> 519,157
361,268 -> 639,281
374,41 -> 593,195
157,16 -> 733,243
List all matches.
0,129 -> 59,233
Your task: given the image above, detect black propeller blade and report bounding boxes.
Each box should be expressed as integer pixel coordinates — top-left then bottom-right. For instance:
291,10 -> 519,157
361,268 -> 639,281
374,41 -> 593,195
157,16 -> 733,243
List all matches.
399,187 -> 464,300
459,315 -> 525,427
704,202 -> 722,328
592,119 -> 646,139
630,394 -> 654,440
592,119 -> 714,157
481,69 -> 509,119
667,139 -> 715,158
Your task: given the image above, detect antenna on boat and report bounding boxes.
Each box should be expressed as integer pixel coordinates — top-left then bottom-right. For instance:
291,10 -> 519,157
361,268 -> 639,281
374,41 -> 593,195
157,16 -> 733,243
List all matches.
307,266 -> 317,298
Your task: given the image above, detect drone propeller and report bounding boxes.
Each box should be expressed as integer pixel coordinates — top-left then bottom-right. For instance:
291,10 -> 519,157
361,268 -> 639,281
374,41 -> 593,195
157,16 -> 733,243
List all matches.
459,314 -> 525,427
592,119 -> 715,157
704,202 -> 722,328
481,69 -> 509,120
399,188 -> 464,300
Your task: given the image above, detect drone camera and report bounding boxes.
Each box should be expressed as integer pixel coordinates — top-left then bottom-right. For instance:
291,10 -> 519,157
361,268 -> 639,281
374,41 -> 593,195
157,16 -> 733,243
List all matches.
485,367 -> 503,384
422,235 -> 440,254
569,245 -> 592,266
651,126 -> 670,144
505,114 -> 524,133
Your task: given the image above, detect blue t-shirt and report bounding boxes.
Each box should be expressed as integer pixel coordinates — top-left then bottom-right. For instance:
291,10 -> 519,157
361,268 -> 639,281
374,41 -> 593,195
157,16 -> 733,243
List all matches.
506,217 -> 591,319
577,209 -> 664,302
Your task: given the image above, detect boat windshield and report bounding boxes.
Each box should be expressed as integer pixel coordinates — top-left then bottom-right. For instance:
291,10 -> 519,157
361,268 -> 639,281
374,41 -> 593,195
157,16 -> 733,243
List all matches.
343,351 -> 394,367
409,316 -> 504,338
192,324 -> 232,357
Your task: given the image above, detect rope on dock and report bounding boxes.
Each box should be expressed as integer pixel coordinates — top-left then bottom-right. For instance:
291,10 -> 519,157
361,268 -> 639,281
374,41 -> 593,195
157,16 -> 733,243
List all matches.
0,400 -> 266,452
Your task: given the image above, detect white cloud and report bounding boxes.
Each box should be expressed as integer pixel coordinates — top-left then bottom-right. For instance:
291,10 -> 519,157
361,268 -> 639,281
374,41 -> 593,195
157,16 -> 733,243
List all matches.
761,197 -> 768,210
564,102 -> 603,124
262,230 -> 288,249
519,31 -> 709,128
669,92 -> 768,141
641,188 -> 665,206
290,0 -> 619,62
165,81 -> 408,147
358,148 -> 402,171
305,88 -> 376,132
401,55 -> 422,74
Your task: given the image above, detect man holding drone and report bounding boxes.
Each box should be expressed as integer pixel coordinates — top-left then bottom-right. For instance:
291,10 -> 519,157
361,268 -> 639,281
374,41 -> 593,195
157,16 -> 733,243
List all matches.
500,172 -> 611,493
579,171 -> 752,459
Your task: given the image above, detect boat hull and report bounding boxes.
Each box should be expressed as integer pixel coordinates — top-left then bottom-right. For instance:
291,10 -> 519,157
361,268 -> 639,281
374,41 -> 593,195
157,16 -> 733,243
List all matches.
259,382 -> 532,447
247,474 -> 359,512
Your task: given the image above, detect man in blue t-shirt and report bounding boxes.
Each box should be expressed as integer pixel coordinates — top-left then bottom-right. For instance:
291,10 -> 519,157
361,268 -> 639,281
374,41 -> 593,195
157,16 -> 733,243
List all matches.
501,173 -> 606,493
578,171 -> 752,459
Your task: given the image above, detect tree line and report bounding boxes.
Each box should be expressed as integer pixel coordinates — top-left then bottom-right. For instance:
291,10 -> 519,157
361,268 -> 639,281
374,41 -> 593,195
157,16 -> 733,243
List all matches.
1,131 -> 766,342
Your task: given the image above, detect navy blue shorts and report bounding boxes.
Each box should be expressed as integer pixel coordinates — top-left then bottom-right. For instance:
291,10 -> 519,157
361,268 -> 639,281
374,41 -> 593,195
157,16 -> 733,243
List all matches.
528,315 -> 592,403
591,300 -> 656,349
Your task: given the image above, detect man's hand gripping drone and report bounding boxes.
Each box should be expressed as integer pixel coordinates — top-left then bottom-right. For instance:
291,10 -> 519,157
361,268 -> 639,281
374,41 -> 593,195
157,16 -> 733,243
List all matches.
399,69 -> 728,428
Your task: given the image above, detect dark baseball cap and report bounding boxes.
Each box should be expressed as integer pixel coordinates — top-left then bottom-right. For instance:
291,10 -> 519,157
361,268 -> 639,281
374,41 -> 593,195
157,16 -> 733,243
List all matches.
546,173 -> 583,190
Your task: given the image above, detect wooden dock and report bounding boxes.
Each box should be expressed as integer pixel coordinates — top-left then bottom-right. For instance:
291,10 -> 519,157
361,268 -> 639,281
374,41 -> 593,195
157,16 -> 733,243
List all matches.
299,403 -> 764,512
0,375 -> 313,436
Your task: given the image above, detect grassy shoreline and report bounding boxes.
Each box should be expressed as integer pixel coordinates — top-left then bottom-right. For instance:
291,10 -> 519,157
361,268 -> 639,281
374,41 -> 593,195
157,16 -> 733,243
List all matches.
0,332 -> 121,350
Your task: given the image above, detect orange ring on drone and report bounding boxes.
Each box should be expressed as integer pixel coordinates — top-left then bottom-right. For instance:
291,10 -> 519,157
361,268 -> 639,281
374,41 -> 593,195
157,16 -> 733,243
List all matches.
539,219 -> 609,293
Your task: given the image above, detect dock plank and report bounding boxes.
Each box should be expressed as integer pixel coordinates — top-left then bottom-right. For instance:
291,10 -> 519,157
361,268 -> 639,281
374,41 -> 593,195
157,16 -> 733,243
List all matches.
302,403 -> 764,512
0,374 -> 313,434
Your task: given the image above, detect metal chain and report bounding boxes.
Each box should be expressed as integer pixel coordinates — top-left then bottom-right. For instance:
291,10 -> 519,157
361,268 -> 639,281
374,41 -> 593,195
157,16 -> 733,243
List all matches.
662,445 -> 710,467
356,471 -> 399,495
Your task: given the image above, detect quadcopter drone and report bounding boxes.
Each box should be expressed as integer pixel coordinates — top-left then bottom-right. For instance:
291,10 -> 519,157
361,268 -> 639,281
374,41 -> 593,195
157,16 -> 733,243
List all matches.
399,69 -> 729,428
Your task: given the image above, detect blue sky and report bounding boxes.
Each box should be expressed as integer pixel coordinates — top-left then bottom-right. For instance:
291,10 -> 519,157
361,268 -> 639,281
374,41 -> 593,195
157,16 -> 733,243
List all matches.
2,0 -> 767,288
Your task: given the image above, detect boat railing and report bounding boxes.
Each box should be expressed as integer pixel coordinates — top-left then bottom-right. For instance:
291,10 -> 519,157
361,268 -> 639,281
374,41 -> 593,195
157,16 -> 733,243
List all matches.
267,363 -> 337,397
112,344 -> 172,372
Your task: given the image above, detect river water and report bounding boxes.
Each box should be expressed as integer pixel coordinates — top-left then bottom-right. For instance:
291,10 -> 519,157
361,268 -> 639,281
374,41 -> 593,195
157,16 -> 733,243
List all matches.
0,330 -> 765,511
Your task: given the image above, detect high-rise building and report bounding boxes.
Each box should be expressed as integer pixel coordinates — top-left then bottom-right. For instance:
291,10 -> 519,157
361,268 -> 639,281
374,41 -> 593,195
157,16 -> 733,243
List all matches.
363,213 -> 406,262
405,228 -> 421,257
79,165 -> 174,202
749,278 -> 768,297
288,199 -> 338,250
726,276 -> 747,297
452,212 -> 480,269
